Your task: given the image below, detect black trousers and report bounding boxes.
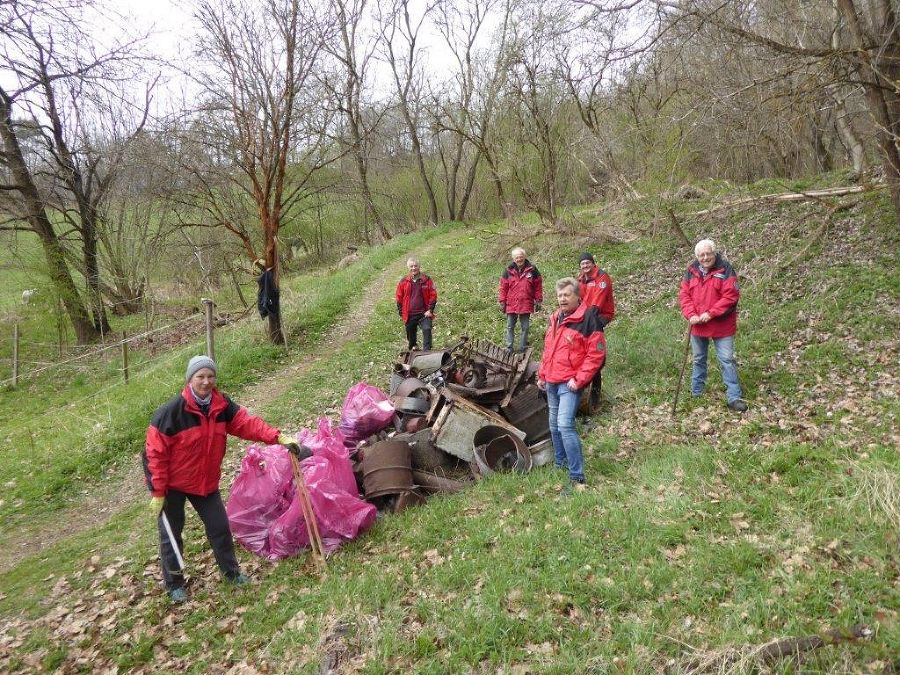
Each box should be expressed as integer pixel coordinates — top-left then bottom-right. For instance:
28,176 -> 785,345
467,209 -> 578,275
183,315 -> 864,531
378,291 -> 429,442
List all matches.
405,314 -> 432,350
589,369 -> 603,407
157,489 -> 240,590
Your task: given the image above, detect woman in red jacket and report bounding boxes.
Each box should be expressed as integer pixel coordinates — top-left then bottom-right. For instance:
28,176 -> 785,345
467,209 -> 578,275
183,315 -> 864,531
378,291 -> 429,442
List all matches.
537,279 -> 606,487
143,355 -> 303,602
678,239 -> 748,412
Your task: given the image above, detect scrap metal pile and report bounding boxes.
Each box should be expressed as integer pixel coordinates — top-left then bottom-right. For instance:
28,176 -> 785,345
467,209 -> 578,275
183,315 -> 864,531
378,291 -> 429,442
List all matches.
355,336 -> 552,512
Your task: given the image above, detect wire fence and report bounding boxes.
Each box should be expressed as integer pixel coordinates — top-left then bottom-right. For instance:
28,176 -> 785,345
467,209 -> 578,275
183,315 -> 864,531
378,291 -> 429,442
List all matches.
0,299 -> 224,389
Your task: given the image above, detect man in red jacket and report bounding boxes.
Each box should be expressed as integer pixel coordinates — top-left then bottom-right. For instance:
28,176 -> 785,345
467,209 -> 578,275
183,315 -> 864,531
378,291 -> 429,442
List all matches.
395,258 -> 437,350
577,252 -> 615,410
143,355 -> 305,602
537,278 -> 607,487
678,239 -> 748,412
498,247 -> 543,353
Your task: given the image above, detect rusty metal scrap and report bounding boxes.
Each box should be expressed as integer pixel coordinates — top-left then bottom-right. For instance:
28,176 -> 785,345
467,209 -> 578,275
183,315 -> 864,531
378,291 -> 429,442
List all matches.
374,335 -> 549,510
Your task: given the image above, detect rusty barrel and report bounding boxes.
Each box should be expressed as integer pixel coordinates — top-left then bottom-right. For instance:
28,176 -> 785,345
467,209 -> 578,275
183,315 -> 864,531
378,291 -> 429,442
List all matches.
361,439 -> 413,499
410,350 -> 451,377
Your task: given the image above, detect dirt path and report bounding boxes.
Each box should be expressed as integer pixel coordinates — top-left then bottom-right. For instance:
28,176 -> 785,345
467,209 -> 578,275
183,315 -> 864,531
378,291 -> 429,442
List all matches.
0,245 -> 434,573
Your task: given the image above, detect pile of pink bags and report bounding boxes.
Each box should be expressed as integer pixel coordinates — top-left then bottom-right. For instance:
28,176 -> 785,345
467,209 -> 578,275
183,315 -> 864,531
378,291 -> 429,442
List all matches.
226,417 -> 377,560
338,382 -> 395,449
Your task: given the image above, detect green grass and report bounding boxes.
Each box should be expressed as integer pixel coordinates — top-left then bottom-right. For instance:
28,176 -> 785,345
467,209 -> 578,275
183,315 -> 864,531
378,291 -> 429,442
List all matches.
0,186 -> 897,673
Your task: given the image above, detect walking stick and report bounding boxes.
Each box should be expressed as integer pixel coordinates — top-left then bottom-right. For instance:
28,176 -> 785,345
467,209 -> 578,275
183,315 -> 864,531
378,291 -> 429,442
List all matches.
671,326 -> 693,420
290,453 -> 326,573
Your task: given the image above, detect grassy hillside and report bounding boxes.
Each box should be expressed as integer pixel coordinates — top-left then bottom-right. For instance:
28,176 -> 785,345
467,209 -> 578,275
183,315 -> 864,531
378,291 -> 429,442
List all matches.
0,183 -> 896,673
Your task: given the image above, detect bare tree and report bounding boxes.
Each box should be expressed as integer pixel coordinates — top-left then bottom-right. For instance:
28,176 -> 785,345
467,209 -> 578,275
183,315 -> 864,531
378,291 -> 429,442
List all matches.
431,0 -> 516,217
188,0 -> 332,344
0,0 -> 148,343
620,0 -> 900,217
500,1 -> 579,226
377,0 -> 441,225
322,0 -> 391,241
434,0 -> 517,221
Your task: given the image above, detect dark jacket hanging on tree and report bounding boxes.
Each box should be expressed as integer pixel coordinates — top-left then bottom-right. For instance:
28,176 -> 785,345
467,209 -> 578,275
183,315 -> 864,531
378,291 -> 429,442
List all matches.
257,269 -> 280,318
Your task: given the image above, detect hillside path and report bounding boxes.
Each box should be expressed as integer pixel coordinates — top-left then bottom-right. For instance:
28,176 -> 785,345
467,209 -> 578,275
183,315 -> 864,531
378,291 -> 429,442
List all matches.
0,241 -> 438,573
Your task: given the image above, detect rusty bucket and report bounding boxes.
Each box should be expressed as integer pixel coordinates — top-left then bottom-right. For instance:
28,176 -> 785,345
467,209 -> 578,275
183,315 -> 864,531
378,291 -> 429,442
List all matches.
472,425 -> 532,475
361,439 -> 413,499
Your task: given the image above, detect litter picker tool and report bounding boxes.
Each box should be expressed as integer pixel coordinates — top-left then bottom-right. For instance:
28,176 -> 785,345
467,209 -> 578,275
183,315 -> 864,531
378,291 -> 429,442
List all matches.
160,511 -> 185,573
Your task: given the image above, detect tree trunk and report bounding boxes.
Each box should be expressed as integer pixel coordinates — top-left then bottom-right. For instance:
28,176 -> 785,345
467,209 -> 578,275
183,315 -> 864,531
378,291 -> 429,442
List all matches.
836,0 -> 900,219
0,92 -> 99,343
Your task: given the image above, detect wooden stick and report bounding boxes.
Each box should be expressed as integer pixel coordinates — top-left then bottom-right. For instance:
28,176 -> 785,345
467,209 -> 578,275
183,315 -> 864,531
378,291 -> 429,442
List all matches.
290,454 -> 326,572
671,326 -> 693,420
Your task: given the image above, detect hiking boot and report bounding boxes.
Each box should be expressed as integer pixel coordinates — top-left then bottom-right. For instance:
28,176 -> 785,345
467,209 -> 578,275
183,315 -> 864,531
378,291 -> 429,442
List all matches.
229,573 -> 251,587
169,587 -> 188,603
562,479 -> 586,496
727,399 -> 749,412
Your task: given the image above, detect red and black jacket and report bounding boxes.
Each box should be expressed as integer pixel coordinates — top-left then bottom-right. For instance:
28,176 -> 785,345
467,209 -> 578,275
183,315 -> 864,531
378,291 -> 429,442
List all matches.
678,254 -> 739,338
498,260 -> 543,314
395,273 -> 437,322
538,302 -> 607,388
143,385 -> 279,497
577,265 -> 616,327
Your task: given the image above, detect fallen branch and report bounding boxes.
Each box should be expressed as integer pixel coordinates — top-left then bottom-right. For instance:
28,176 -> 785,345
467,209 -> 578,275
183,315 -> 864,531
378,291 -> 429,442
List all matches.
672,624 -> 873,674
691,185 -> 869,218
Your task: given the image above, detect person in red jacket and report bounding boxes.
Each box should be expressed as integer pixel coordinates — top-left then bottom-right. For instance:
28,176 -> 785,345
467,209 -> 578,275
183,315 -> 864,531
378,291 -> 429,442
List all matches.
577,252 -> 616,410
537,278 -> 607,487
498,247 -> 543,353
678,239 -> 748,412
577,253 -> 615,326
143,355 -> 305,603
395,258 -> 437,350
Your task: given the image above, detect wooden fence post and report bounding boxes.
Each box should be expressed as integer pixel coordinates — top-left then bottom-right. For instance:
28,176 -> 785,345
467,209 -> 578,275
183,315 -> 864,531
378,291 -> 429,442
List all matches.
202,298 -> 215,361
12,323 -> 19,388
121,331 -> 129,383
57,298 -> 64,358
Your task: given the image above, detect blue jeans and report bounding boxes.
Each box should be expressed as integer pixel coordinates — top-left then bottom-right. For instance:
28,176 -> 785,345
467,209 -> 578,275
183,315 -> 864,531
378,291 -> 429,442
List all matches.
505,313 -> 531,351
546,382 -> 584,482
691,334 -> 742,403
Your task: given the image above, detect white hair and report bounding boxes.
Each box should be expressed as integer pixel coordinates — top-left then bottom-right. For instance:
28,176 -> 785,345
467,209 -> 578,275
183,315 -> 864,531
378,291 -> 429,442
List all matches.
510,247 -> 526,258
694,239 -> 716,256
406,258 -> 419,267
555,277 -> 580,295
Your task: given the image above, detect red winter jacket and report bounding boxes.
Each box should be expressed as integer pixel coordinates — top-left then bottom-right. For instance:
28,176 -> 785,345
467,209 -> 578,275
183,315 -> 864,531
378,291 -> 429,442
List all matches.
498,260 -> 543,314
143,385 -> 280,497
538,302 -> 607,389
577,265 -> 615,327
678,254 -> 739,338
395,273 -> 437,322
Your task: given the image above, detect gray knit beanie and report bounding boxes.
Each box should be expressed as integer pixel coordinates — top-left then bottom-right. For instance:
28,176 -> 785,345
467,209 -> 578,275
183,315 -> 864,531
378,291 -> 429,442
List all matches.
186,355 -> 217,381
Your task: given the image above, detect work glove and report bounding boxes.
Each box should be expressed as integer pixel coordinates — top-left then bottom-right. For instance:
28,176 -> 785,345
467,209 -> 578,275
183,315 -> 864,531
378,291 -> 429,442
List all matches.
148,496 -> 164,526
499,302 -> 506,313
534,302 -> 542,312
278,433 -> 313,461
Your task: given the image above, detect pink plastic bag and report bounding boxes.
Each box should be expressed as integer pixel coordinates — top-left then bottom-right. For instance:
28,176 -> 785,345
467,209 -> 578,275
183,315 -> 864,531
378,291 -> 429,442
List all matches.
227,419 -> 376,560
225,445 -> 294,558
338,382 -> 395,448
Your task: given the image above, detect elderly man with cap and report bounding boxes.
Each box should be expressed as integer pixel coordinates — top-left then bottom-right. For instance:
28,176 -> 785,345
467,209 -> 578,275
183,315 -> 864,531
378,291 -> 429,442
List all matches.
143,355 -> 307,603
679,239 -> 748,412
577,252 -> 615,410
